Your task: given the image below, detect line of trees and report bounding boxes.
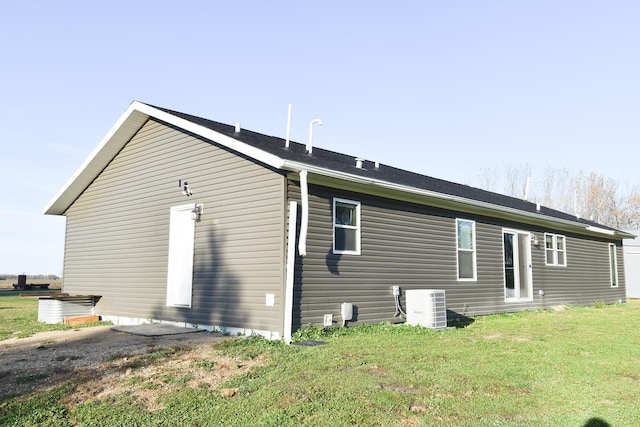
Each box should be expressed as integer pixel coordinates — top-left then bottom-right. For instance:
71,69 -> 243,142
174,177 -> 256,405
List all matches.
0,274 -> 60,280
473,164 -> 640,230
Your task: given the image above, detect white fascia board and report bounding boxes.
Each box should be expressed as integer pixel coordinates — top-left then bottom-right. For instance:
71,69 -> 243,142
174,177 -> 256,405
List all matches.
134,103 -> 285,170
44,102 -> 149,215
585,226 -> 615,236
44,102 -> 285,215
281,160 -> 626,238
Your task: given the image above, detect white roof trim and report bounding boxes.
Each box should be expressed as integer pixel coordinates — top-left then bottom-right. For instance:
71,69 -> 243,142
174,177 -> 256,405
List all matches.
43,102 -> 632,240
44,102 -> 148,215
281,160 -> 630,238
134,103 -> 284,170
585,225 -> 616,236
44,102 -> 284,215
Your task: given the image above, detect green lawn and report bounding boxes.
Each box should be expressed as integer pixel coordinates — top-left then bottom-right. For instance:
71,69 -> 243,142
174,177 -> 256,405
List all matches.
1,292 -> 639,426
0,291 -> 105,340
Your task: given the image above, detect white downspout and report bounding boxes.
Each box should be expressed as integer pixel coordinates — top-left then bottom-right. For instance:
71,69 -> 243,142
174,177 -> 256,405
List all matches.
298,170 -> 309,257
283,201 -> 298,344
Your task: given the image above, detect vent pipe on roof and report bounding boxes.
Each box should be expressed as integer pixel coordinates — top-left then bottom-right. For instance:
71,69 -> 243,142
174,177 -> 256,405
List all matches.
285,104 -> 292,149
374,161 -> 380,169
234,123 -> 241,133
307,119 -> 322,155
355,158 -> 364,169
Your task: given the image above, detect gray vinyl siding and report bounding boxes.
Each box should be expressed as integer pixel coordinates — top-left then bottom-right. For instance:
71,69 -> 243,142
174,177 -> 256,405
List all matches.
532,237 -> 626,305
288,180 -> 626,329
63,119 -> 285,333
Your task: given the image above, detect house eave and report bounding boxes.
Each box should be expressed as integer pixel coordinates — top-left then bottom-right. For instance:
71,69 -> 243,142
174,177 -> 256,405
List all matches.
44,102 -> 631,241
281,160 -> 631,240
44,103 -> 150,215
44,102 -> 285,215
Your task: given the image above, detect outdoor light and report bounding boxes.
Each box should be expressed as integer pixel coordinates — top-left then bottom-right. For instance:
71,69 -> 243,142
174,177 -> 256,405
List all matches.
182,182 -> 192,196
531,234 -> 539,247
191,204 -> 203,222
178,179 -> 193,196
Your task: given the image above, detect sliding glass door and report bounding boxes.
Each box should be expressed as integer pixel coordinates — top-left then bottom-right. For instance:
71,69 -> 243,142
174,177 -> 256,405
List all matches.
503,230 -> 533,301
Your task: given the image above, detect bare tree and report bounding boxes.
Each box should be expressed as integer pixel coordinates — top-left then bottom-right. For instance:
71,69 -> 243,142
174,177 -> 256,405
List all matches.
476,167 -> 499,193
503,163 -> 532,199
472,164 -> 640,230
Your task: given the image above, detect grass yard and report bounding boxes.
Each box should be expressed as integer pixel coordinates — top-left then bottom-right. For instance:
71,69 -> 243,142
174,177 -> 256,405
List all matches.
1,294 -> 639,426
0,290 -> 105,340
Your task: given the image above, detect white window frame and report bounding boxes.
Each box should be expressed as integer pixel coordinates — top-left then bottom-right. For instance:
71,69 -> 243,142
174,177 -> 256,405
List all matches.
502,229 -> 534,302
544,233 -> 567,267
333,198 -> 361,255
456,218 -> 477,281
609,243 -> 619,288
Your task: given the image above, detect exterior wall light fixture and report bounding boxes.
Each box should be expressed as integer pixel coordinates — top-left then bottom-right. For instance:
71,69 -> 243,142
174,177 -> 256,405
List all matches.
531,233 -> 539,247
191,204 -> 203,222
178,179 -> 193,196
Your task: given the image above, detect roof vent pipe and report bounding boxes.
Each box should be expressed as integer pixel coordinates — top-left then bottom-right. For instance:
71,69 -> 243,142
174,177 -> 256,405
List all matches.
234,123 -> 241,133
355,158 -> 364,169
285,104 -> 292,149
374,161 -> 380,169
307,119 -> 322,155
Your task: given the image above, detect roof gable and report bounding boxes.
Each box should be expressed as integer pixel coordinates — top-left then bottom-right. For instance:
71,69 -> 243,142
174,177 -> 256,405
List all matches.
44,102 -> 631,239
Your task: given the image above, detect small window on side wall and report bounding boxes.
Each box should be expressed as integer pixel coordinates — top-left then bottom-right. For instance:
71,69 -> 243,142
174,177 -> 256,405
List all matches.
333,198 -> 361,255
456,219 -> 476,281
609,243 -> 618,287
545,233 -> 567,266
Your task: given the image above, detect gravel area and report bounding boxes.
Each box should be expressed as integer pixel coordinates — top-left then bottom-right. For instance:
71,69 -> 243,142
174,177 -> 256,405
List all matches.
0,325 -> 234,398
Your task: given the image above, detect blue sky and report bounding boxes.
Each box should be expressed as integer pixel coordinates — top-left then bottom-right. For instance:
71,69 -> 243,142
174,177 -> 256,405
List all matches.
1,1 -> 639,275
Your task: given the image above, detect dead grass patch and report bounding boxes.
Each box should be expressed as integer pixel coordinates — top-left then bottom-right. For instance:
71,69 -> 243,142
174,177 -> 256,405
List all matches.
60,342 -> 264,411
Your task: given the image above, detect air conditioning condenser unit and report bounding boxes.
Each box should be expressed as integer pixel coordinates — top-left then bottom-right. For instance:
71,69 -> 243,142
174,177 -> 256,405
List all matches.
405,289 -> 447,329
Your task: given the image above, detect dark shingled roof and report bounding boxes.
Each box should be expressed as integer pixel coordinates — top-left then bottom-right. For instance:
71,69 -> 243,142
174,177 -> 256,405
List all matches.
151,104 -> 621,234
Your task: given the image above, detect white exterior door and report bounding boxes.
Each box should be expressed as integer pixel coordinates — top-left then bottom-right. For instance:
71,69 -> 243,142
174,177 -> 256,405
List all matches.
503,230 -> 533,301
166,204 -> 196,307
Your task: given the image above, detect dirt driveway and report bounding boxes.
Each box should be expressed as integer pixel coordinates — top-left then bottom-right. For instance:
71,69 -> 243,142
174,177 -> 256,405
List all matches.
0,325 -> 254,404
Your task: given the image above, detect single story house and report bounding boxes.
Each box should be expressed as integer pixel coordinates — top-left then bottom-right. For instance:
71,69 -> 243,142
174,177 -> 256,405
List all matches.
45,101 -> 632,341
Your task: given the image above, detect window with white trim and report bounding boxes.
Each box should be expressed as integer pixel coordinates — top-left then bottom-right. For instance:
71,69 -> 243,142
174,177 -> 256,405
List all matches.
333,198 -> 361,255
545,233 -> 567,266
609,243 -> 619,287
456,219 -> 477,280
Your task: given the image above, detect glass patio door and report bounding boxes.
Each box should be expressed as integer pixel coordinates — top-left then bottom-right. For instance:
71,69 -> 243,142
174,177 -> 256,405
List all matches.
503,230 -> 533,301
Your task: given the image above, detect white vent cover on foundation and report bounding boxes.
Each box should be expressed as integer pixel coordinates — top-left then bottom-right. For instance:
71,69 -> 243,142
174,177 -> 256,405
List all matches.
405,289 -> 447,329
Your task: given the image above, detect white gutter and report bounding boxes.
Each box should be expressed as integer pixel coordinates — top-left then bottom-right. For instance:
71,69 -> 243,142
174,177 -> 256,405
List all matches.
281,160 -> 630,238
586,225 -> 616,236
45,101 -> 629,240
298,170 -> 309,256
283,201 -> 298,344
